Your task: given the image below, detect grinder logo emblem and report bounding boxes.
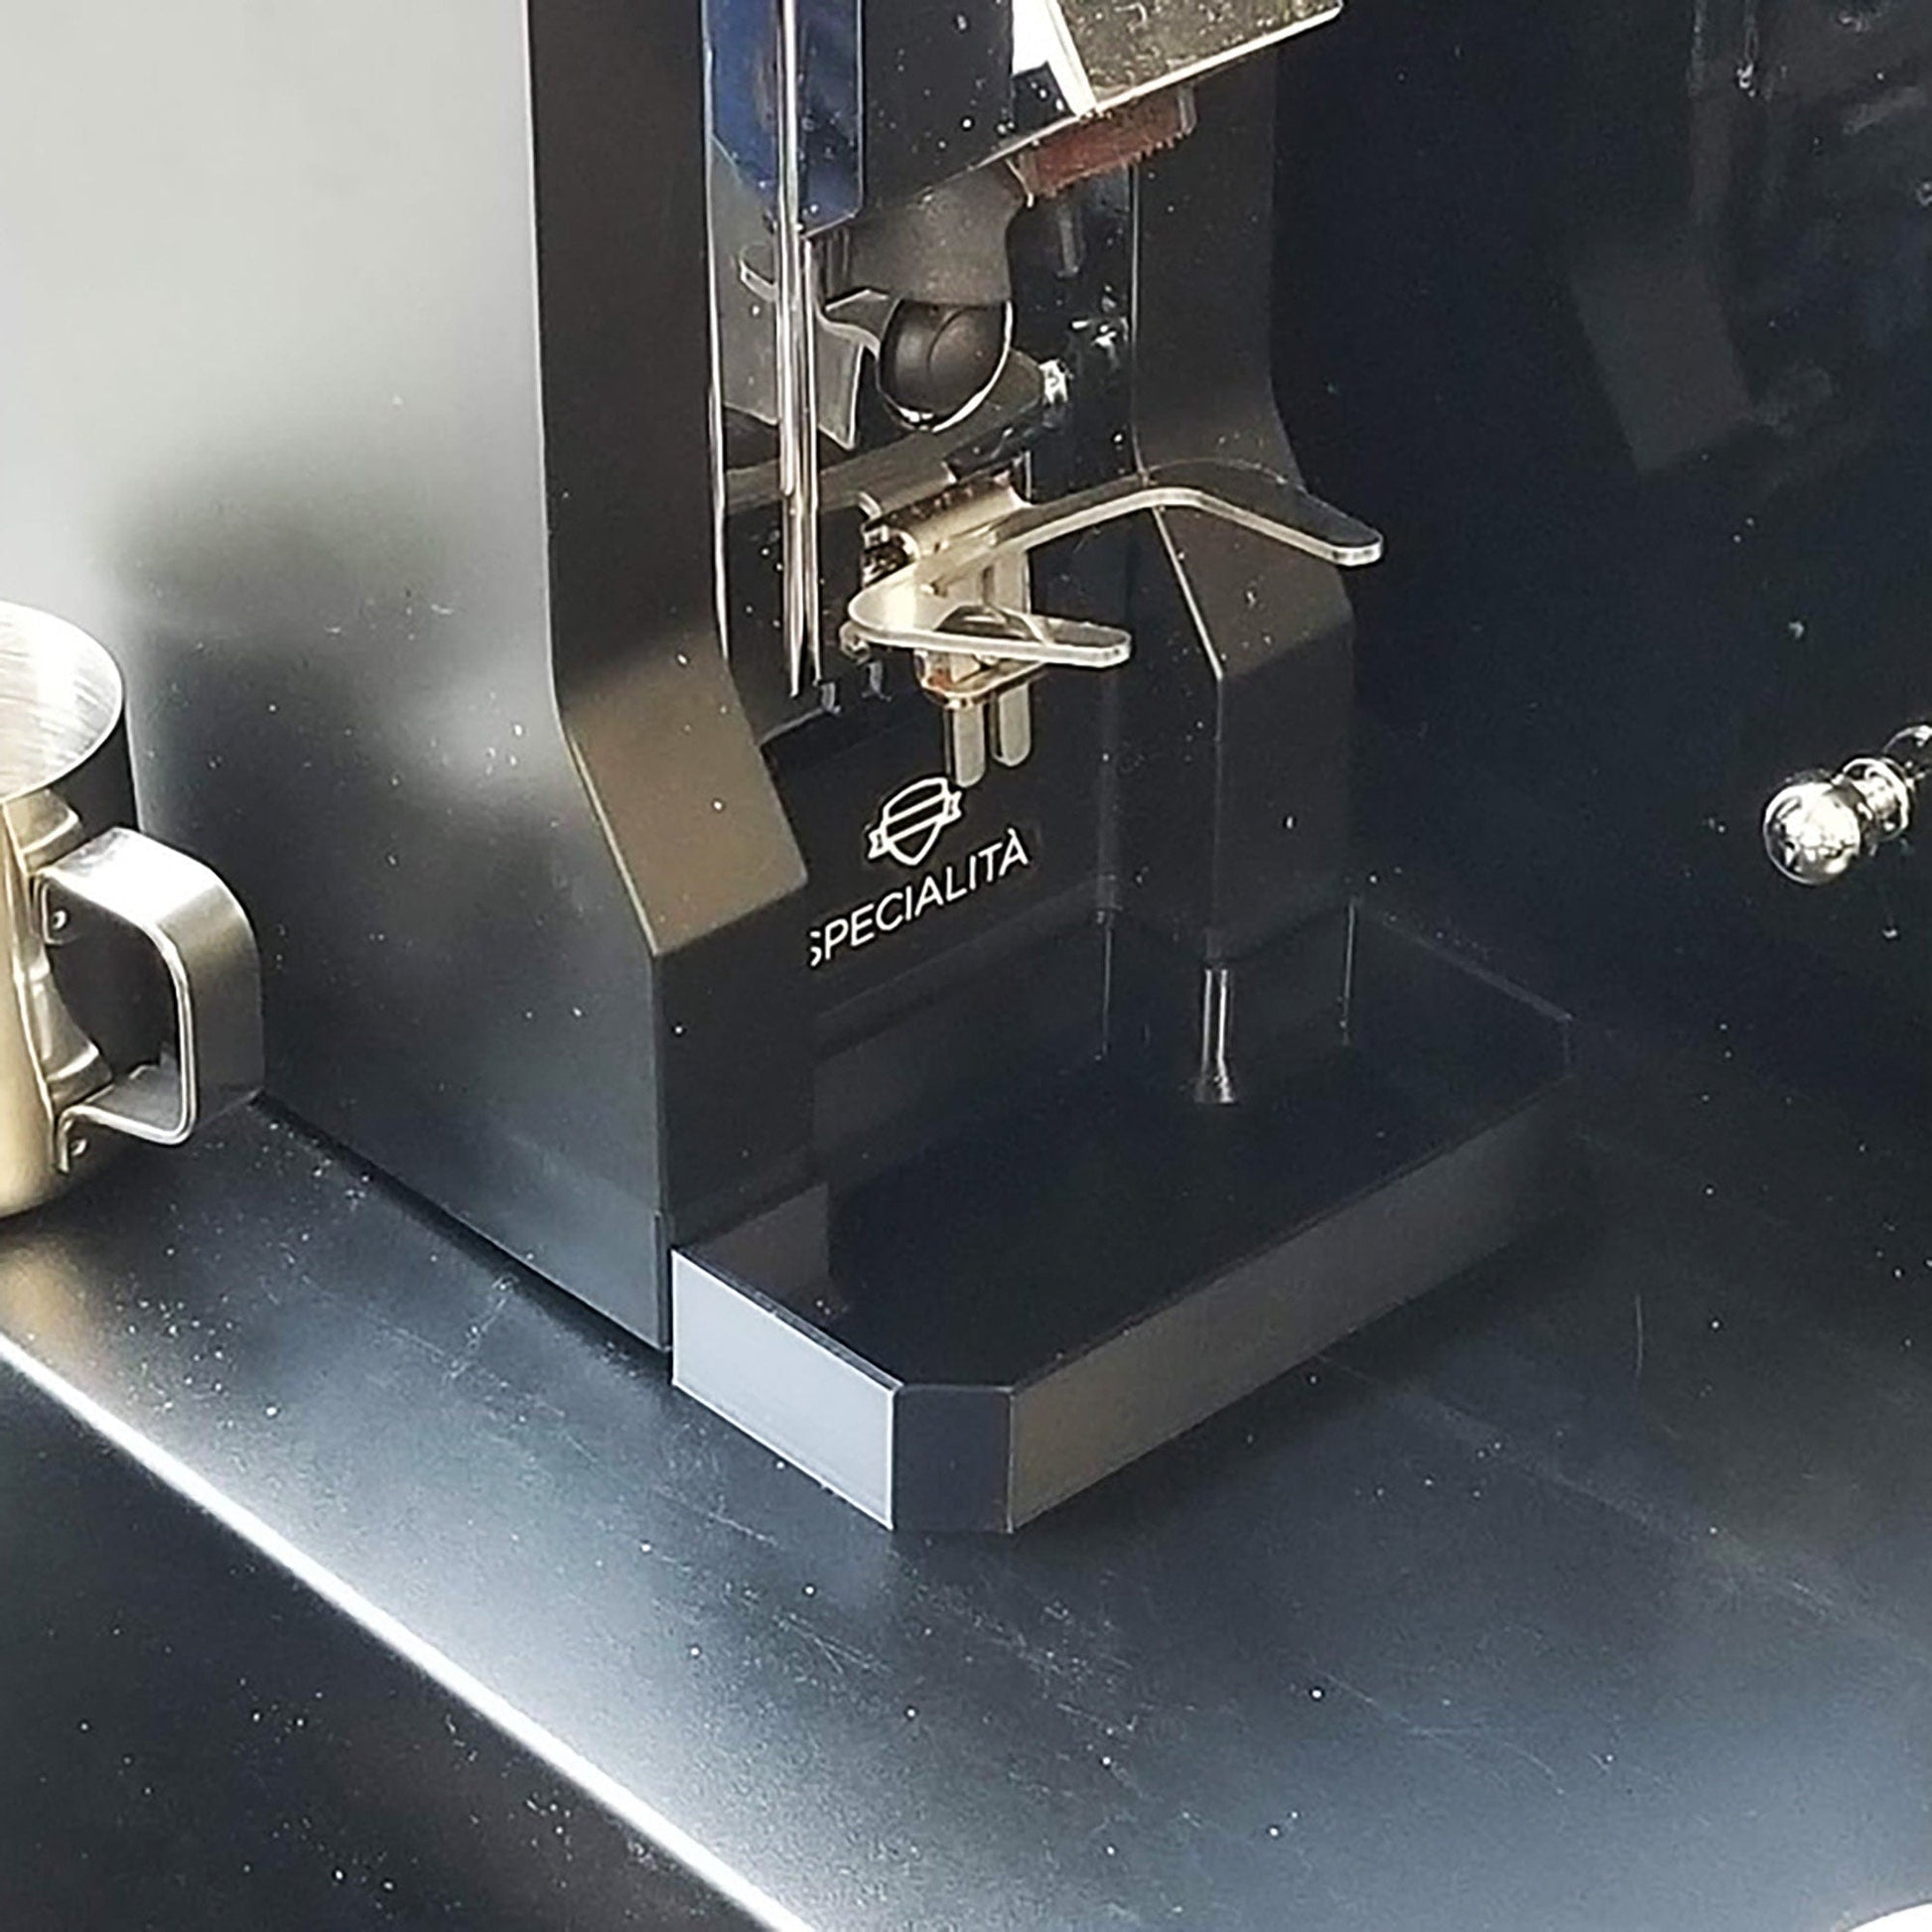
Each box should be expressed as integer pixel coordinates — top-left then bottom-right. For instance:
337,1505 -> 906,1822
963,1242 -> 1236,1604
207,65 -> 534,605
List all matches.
812,773 -> 1034,970
867,773 -> 964,870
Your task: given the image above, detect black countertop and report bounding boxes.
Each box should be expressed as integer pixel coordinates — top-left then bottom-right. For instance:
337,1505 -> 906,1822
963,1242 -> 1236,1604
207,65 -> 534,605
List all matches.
5,897 -> 1932,1931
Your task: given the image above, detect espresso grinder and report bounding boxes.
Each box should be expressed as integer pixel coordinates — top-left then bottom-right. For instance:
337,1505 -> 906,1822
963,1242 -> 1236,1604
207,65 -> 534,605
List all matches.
0,0 -> 1568,1525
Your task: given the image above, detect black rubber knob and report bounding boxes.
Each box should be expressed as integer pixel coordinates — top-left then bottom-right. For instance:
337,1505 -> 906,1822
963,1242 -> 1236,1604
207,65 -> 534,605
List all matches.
878,301 -> 1009,422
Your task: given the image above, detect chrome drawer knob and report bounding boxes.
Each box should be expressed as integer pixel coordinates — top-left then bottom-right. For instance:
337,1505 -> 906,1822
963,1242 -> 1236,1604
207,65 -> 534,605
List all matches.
1764,727 -> 1932,886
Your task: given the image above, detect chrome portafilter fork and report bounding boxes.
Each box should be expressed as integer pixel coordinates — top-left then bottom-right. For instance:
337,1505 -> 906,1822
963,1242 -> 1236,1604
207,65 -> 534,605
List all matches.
1763,725 -> 1932,886
844,458 -> 1383,787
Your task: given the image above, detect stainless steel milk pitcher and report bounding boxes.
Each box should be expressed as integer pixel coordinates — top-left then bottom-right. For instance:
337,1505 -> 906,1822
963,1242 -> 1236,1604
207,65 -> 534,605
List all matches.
0,603 -> 260,1214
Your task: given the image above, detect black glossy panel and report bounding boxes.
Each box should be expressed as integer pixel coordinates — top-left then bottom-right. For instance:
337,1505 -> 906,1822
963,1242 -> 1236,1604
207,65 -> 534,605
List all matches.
820,916 -> 1564,1385
1275,0 -> 1932,1115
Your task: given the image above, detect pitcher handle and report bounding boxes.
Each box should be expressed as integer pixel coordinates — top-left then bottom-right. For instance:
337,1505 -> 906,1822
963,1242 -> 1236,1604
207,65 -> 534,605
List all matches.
37,827 -> 262,1167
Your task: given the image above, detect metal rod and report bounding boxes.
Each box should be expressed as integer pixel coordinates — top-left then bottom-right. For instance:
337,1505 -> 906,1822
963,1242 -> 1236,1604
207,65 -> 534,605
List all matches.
773,0 -> 821,695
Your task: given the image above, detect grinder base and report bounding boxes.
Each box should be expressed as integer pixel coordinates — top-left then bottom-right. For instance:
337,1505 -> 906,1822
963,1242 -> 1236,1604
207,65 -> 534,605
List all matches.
672,905 -> 1571,1530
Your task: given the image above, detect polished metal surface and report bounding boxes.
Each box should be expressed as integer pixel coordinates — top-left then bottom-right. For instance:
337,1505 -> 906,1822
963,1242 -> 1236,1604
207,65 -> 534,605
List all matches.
709,159 -> 889,455
44,828 -> 262,1158
705,0 -> 864,231
0,606 -> 121,804
1763,767 -> 1899,885
846,461 -> 1383,664
0,606 -> 259,1216
1048,0 -> 1341,103
773,0 -> 826,694
847,458 -> 1380,784
8,965 -> 1932,1925
0,792 -> 107,1216
1763,725 -> 1932,886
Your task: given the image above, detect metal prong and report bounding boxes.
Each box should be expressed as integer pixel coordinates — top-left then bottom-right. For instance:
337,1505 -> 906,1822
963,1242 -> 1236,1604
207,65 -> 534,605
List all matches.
991,685 -> 1032,767
948,704 -> 989,789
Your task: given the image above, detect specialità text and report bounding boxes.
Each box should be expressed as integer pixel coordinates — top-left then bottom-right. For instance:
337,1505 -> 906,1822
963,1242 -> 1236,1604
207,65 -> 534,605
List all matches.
808,826 -> 1034,969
